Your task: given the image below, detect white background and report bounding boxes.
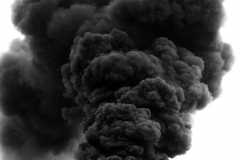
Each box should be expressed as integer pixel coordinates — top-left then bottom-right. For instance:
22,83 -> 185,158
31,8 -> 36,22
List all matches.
0,0 -> 240,160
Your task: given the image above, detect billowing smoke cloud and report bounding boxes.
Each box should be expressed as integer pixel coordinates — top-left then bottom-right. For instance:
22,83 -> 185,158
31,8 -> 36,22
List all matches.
0,0 -> 233,160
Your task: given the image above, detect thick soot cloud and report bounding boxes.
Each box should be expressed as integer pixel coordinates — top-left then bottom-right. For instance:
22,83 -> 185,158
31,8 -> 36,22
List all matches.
0,0 -> 233,160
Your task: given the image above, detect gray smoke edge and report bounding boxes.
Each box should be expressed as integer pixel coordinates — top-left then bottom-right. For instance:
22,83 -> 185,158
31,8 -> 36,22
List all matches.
0,0 -> 234,160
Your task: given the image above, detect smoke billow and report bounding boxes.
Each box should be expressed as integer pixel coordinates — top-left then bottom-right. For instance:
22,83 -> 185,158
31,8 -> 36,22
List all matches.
0,0 -> 233,160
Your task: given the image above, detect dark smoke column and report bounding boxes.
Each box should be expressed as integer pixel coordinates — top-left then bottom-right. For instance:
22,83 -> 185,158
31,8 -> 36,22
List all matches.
0,0 -> 233,160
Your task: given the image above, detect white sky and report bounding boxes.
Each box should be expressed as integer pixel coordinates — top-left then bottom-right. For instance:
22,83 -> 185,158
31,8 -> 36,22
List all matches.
0,0 -> 240,160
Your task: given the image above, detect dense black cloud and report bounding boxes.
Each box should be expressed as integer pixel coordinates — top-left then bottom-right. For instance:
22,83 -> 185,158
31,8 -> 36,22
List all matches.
0,0 -> 233,160
0,39 -> 81,160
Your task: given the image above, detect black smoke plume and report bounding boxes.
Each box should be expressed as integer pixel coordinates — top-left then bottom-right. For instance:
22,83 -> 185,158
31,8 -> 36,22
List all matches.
0,0 -> 233,160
